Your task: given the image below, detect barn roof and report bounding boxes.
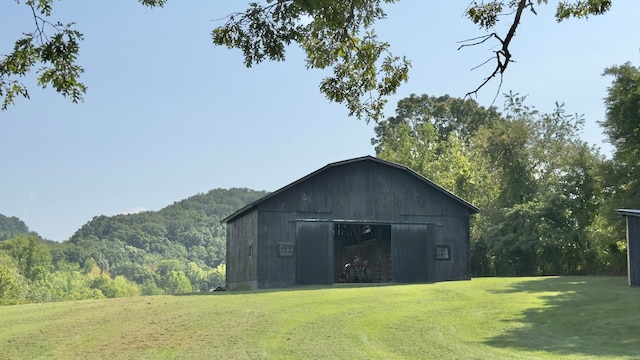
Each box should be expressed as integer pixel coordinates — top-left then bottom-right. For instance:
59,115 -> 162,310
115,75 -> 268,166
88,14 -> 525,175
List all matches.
616,209 -> 640,217
222,155 -> 480,223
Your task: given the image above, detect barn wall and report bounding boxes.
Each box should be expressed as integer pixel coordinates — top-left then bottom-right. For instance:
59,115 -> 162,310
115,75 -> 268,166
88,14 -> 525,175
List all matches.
232,158 -> 474,288
226,209 -> 258,290
256,210 -> 297,288
260,160 -> 471,221
434,217 -> 470,281
627,215 -> 640,287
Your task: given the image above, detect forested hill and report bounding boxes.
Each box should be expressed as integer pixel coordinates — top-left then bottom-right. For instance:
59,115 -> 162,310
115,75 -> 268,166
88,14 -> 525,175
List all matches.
0,188 -> 268,303
61,188 -> 269,275
0,214 -> 31,241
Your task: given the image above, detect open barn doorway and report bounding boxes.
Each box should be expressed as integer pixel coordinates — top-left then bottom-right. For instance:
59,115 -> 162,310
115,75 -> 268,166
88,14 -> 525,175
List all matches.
333,223 -> 392,283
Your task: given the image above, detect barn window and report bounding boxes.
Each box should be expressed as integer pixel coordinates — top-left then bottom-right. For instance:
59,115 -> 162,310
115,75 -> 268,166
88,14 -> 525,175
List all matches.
278,242 -> 294,257
435,246 -> 450,260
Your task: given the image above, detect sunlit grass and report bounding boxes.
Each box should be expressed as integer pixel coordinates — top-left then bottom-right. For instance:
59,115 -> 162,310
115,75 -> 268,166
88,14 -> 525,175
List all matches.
0,277 -> 638,359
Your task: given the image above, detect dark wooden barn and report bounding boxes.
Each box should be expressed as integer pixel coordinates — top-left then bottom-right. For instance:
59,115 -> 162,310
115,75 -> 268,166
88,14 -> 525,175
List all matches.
222,156 -> 479,290
616,209 -> 640,287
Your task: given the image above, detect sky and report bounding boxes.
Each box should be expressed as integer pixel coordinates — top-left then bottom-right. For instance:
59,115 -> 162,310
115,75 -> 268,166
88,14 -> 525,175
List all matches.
1,1 -> 639,242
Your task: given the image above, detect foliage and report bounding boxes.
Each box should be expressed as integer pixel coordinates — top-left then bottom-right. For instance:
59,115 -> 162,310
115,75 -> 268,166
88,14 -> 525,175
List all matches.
58,188 -> 266,290
0,265 -> 23,305
215,0 -> 411,122
462,0 -> 612,96
0,253 -> 27,305
205,263 -> 226,290
0,277 -> 638,359
0,214 -> 30,241
140,280 -> 164,296
373,94 -> 500,205
600,62 -> 640,208
47,262 -> 102,301
62,188 -> 266,292
374,92 -> 609,276
2,1 -> 85,110
478,93 -> 605,276
165,270 -> 192,295
0,188 -> 266,304
555,0 -> 613,20
594,61 -> 640,272
0,234 -> 52,283
4,2 -> 613,122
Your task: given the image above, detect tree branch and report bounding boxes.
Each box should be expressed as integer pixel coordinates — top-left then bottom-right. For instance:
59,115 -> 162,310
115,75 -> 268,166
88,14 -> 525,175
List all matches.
456,33 -> 497,50
462,0 -> 532,98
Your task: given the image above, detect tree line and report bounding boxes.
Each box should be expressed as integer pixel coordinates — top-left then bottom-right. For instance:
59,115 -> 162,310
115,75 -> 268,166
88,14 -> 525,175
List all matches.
0,188 -> 267,305
374,62 -> 639,277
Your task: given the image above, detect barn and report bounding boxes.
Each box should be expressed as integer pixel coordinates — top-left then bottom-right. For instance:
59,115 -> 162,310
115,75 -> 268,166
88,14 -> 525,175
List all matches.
616,209 -> 640,287
222,156 -> 479,290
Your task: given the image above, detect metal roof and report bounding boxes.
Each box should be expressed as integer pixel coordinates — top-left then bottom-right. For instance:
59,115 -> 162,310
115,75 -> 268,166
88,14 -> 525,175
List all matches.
221,155 -> 480,223
616,209 -> 640,217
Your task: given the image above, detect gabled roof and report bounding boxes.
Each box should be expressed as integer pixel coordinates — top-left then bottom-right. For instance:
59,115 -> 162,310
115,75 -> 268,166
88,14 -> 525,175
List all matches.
221,155 -> 479,223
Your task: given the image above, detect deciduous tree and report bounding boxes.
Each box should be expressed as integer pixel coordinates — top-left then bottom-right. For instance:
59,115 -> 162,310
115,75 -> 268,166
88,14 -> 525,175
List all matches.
0,253 -> 26,305
600,62 -> 640,209
0,234 -> 52,284
165,270 -> 192,295
375,92 -> 605,276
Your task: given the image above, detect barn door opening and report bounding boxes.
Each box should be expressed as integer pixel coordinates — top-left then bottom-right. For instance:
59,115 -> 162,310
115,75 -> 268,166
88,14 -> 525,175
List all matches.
333,223 -> 392,283
392,224 -> 431,282
295,221 -> 333,284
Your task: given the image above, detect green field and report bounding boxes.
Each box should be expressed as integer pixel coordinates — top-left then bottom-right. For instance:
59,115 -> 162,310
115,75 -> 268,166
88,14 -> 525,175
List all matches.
1,276 -> 638,359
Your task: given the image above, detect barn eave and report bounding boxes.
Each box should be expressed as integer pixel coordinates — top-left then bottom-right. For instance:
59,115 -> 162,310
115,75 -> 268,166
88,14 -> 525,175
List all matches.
616,209 -> 640,217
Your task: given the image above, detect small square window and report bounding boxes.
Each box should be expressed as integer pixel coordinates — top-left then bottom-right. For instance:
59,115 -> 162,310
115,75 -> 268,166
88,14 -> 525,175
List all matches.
435,246 -> 450,260
278,243 -> 294,257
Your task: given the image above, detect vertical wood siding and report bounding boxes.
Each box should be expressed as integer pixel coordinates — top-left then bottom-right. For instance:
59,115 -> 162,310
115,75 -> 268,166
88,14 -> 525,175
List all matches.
627,216 -> 640,287
227,158 -> 475,288
295,222 -> 333,284
257,211 -> 296,288
226,210 -> 258,289
433,217 -> 471,281
260,160 -> 471,221
392,224 -> 430,282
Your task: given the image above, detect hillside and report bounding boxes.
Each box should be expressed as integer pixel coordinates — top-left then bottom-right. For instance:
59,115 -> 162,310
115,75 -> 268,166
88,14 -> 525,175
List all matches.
0,188 -> 268,299
58,188 -> 268,286
0,214 -> 35,241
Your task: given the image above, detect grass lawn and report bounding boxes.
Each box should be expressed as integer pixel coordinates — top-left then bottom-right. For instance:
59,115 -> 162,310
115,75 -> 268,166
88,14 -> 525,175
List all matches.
0,276 -> 638,359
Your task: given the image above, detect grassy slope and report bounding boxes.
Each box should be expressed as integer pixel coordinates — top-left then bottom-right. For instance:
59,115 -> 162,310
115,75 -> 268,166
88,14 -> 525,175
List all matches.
1,277 -> 639,359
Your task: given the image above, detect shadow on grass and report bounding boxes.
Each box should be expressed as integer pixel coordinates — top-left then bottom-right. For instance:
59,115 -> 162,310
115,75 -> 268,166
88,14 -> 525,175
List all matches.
484,276 -> 640,358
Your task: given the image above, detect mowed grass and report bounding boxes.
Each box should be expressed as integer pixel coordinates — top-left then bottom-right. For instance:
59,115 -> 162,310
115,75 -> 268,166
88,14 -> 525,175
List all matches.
1,277 -> 639,359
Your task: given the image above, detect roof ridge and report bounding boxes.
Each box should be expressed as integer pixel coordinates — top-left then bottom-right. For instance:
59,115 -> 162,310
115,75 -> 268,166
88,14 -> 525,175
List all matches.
221,156 -> 479,223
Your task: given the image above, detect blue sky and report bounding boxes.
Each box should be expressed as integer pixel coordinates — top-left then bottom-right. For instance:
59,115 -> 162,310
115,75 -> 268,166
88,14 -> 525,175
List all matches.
1,1 -> 638,242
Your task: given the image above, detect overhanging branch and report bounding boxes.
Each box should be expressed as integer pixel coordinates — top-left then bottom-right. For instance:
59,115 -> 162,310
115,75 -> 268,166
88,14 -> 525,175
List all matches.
461,0 -> 534,98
